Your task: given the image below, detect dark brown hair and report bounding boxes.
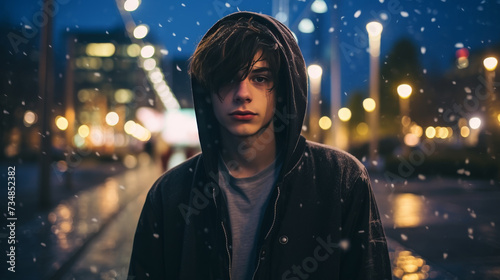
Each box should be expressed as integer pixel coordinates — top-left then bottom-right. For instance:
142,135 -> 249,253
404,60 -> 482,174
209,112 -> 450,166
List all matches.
189,17 -> 282,97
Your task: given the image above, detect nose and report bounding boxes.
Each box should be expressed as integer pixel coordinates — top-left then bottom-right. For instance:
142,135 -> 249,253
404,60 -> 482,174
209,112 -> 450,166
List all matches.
233,79 -> 252,103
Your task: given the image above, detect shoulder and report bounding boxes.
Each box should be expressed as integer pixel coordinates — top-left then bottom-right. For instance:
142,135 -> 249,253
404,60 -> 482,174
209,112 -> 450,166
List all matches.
304,140 -> 369,182
146,153 -> 203,205
305,141 -> 366,172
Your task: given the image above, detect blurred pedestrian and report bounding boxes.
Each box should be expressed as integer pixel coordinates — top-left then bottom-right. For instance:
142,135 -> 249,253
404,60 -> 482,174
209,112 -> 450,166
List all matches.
128,11 -> 391,280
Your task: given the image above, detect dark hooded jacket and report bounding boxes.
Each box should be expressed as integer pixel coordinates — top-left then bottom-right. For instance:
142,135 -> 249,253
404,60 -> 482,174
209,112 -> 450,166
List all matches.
128,11 -> 392,280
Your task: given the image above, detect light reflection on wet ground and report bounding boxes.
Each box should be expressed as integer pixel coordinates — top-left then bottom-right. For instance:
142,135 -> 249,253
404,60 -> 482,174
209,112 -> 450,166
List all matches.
373,175 -> 500,280
9,161 -> 161,280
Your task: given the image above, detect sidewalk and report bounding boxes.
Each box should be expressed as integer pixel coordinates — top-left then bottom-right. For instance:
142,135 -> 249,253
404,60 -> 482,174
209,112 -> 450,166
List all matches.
0,159 -> 162,280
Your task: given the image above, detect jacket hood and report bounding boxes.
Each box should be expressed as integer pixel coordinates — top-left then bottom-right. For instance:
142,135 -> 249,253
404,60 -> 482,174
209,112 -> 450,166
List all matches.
191,11 -> 308,178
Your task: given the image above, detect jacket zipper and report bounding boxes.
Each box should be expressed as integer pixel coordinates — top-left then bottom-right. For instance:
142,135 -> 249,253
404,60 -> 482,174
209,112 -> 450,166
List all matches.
213,190 -> 232,280
251,185 -> 281,280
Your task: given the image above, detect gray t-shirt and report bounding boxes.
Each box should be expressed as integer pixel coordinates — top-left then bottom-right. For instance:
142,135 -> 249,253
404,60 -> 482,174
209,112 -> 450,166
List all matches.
218,155 -> 282,280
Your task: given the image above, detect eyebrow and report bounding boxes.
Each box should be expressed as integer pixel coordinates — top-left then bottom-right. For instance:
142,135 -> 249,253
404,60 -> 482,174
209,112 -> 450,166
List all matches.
250,67 -> 271,74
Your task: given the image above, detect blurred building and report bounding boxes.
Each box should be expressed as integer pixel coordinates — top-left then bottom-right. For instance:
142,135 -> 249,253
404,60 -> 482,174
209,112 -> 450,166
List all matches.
63,30 -> 163,157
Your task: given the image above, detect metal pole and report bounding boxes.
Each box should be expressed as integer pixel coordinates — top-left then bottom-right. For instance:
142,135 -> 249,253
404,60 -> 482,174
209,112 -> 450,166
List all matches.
38,0 -> 55,209
330,4 -> 342,149
367,31 -> 381,169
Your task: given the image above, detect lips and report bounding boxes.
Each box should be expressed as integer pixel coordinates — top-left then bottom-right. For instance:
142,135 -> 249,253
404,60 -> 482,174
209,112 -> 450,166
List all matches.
229,110 -> 257,121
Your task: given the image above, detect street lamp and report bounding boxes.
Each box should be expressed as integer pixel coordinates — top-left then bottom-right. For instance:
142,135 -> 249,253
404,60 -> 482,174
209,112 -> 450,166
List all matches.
124,0 -> 140,12
397,84 -> 413,155
133,24 -> 149,39
308,64 -> 323,140
311,0 -> 328,13
482,56 -> 498,160
484,57 -> 498,72
366,21 -> 383,168
363,98 -> 376,113
298,18 -> 315,33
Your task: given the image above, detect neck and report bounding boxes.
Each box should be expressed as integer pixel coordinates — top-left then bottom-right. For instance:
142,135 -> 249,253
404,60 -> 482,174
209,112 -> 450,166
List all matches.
219,124 -> 276,178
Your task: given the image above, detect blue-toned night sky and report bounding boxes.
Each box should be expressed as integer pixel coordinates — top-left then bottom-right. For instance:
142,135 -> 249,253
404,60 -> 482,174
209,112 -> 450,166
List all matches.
2,0 -> 500,105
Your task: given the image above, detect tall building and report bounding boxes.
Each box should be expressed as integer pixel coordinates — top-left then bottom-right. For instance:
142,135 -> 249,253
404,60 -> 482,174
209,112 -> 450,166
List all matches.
64,30 -> 164,157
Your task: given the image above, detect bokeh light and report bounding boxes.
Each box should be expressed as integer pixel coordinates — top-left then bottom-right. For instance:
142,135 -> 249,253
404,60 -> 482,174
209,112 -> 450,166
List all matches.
363,98 -> 376,112
356,122 -> 369,136
55,116 -> 68,131
425,127 -> 436,138
338,107 -> 352,122
140,45 -> 155,58
318,116 -> 332,130
483,57 -> 498,71
124,0 -> 140,12
78,125 -> 90,138
460,126 -> 470,138
105,112 -> 119,126
127,44 -> 141,57
397,84 -> 413,99
469,117 -> 481,129
298,18 -> 315,33
24,110 -> 37,127
307,64 -> 323,79
311,0 -> 328,13
133,24 -> 149,39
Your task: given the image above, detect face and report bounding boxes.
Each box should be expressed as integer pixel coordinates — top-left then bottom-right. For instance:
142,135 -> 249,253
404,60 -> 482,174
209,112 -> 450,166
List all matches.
211,51 -> 276,138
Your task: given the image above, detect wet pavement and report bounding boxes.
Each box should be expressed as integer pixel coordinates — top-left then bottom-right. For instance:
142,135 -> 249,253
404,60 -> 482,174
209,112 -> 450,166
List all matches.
372,174 -> 500,280
2,158 -> 499,280
0,158 -> 162,280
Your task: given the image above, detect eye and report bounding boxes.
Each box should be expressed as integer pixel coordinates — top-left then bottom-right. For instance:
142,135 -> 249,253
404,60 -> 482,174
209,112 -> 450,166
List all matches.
253,76 -> 269,83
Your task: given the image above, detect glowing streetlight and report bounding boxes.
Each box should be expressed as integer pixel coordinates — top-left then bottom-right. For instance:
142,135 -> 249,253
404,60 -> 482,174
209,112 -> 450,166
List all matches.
307,64 -> 323,79
105,112 -> 119,126
311,0 -> 328,13
397,84 -> 412,99
397,84 -> 413,155
55,116 -> 68,131
78,125 -> 90,138
143,58 -> 157,71
24,110 -> 37,127
124,0 -> 140,12
319,116 -> 332,130
141,45 -> 155,58
133,24 -> 149,39
425,127 -> 436,138
298,18 -> 315,33
338,107 -> 352,122
483,57 -> 498,71
363,98 -> 376,112
366,21 -> 383,167
469,117 -> 481,129
307,64 -> 323,139
366,22 -> 383,57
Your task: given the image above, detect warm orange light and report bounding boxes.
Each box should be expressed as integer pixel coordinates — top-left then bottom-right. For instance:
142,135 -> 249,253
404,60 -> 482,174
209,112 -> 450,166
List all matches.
363,98 -> 376,112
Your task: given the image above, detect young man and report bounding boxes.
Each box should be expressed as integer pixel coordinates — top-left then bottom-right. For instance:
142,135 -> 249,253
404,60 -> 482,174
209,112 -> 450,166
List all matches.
128,12 -> 392,280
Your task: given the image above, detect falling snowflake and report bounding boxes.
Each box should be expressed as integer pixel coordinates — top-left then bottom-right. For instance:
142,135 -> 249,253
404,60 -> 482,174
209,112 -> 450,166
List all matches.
443,253 -> 448,259
354,10 -> 361,18
400,11 -> 409,17
153,233 -> 160,238
421,46 -> 426,54
400,234 -> 408,241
